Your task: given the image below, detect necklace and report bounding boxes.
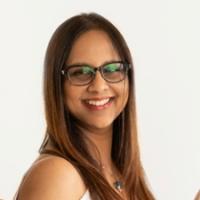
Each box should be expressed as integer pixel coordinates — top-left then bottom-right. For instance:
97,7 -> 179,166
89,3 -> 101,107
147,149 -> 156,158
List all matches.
101,164 -> 124,192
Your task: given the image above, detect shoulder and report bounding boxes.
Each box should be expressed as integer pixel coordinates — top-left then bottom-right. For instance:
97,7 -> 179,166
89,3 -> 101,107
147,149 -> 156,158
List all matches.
17,155 -> 87,200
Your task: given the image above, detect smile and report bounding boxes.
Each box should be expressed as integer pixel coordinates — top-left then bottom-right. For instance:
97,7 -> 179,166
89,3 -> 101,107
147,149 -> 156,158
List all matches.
83,97 -> 114,110
87,98 -> 110,106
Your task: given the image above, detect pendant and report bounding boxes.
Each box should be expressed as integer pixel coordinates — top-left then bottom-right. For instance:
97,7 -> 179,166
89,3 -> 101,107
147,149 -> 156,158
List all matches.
113,180 -> 123,192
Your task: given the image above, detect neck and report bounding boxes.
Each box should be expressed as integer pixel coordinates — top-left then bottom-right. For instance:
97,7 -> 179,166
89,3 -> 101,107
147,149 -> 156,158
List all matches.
81,124 -> 113,167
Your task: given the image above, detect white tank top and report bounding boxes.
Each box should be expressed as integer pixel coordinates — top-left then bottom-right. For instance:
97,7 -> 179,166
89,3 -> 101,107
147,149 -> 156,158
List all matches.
80,190 -> 91,200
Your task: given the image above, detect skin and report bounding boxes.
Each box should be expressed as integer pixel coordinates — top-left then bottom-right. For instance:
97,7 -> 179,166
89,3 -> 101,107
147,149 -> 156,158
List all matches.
17,155 -> 87,200
64,30 -> 129,170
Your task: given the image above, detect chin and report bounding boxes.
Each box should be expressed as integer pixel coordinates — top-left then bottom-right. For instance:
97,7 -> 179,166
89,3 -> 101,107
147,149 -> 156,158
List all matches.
87,121 -> 113,131
72,114 -> 115,131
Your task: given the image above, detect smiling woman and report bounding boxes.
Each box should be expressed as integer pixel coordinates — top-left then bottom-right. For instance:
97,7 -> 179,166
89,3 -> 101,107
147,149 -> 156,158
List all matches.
15,13 -> 155,200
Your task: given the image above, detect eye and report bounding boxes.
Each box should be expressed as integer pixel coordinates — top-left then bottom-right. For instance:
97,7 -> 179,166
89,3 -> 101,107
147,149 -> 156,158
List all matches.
103,63 -> 121,72
82,66 -> 94,74
69,65 -> 93,76
69,68 -> 82,76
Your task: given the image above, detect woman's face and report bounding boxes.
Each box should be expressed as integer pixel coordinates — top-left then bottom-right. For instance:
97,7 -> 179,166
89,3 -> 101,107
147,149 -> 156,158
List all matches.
63,30 -> 129,131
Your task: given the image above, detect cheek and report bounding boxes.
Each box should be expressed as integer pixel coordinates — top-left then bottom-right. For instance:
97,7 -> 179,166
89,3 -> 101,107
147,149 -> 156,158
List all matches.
63,84 -> 80,111
114,80 -> 129,114
120,79 -> 129,105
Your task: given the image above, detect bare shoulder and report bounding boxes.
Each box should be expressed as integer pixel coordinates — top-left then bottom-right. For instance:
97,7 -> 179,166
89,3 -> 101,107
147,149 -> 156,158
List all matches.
17,155 -> 87,200
194,190 -> 200,200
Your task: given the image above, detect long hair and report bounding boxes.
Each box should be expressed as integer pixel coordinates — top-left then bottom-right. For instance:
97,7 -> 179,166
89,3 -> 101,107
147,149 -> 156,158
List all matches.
40,12 -> 155,200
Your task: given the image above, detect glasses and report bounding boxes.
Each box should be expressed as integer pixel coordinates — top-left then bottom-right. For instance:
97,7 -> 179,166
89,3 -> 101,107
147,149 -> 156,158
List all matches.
61,61 -> 131,86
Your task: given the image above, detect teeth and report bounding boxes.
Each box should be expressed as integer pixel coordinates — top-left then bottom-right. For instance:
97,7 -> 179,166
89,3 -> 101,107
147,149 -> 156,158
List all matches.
87,98 -> 110,106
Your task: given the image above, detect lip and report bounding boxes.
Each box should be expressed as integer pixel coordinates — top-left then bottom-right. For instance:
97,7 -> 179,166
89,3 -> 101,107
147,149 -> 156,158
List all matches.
83,96 -> 114,101
82,96 -> 114,111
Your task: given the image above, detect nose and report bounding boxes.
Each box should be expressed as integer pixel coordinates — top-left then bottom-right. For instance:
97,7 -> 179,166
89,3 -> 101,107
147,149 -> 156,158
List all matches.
87,71 -> 109,93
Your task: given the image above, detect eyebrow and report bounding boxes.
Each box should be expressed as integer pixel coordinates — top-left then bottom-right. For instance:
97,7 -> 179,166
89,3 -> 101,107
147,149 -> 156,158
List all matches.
66,60 -> 122,68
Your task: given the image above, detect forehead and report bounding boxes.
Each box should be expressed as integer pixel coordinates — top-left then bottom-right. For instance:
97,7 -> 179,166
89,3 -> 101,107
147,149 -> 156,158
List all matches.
66,30 -> 120,66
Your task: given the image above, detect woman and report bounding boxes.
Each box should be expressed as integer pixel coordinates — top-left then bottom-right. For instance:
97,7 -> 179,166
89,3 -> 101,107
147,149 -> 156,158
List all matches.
15,13 -> 155,200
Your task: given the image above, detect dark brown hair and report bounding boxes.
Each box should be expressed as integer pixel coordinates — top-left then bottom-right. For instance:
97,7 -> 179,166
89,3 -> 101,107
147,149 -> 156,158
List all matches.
40,12 -> 155,200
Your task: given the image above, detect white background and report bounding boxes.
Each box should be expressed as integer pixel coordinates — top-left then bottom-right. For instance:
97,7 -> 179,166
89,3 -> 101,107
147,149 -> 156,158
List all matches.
0,0 -> 199,199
